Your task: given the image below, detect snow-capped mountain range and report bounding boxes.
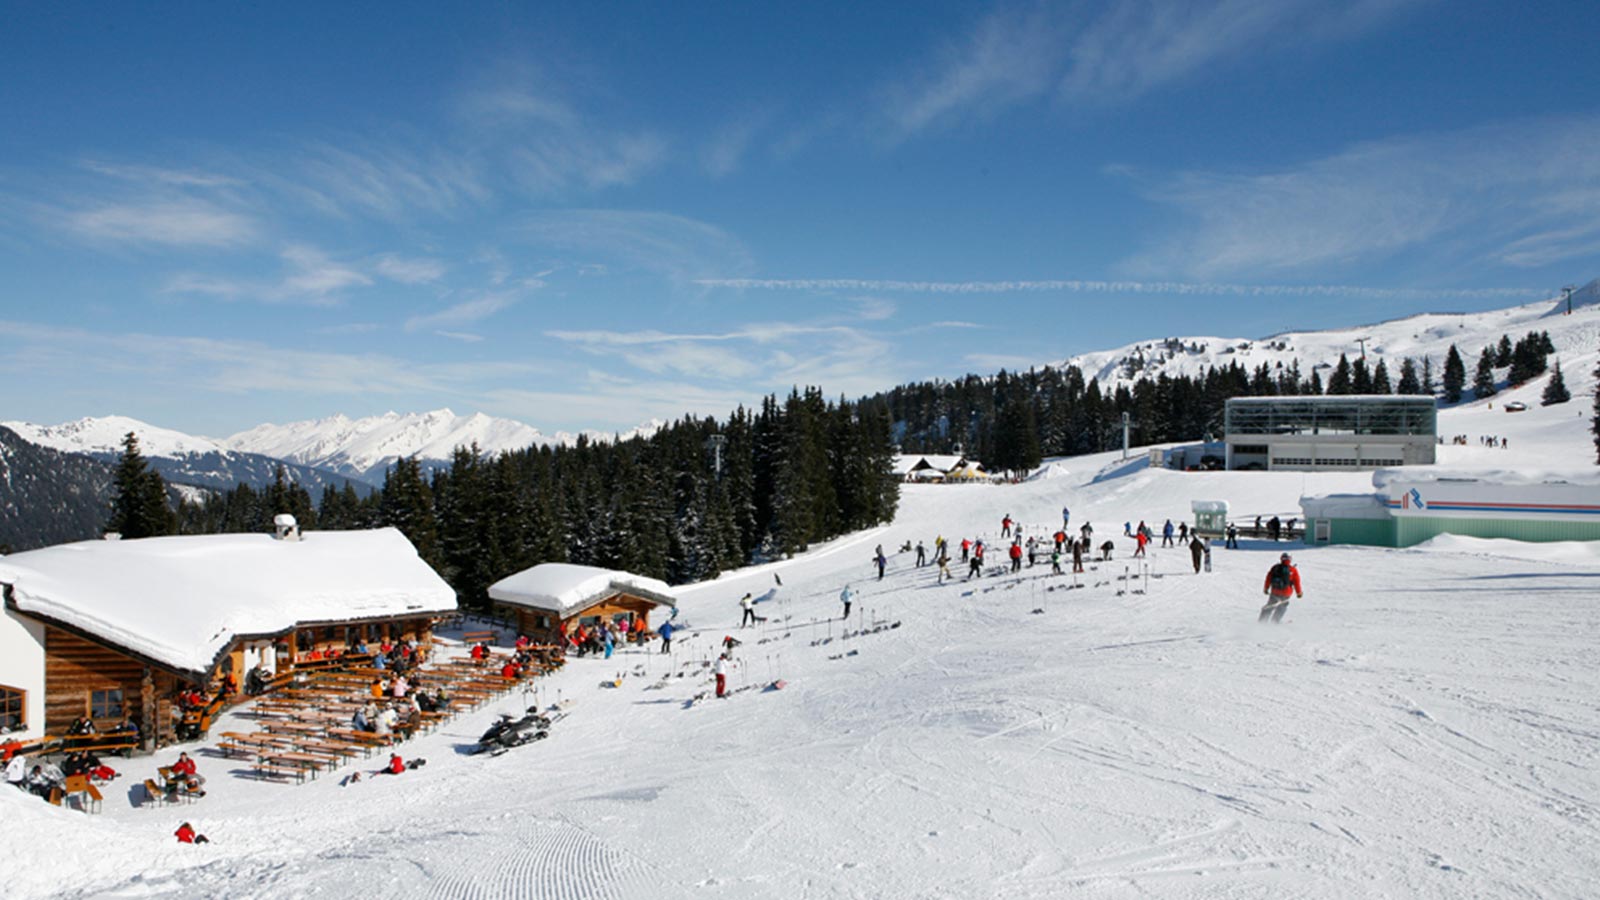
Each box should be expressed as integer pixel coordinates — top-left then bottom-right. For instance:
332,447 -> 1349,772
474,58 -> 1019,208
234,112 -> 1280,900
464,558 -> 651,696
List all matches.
221,409 -> 551,483
0,415 -> 372,496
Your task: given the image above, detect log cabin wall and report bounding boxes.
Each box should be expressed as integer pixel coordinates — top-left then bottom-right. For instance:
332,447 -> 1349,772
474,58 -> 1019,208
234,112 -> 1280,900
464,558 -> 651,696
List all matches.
44,626 -> 150,739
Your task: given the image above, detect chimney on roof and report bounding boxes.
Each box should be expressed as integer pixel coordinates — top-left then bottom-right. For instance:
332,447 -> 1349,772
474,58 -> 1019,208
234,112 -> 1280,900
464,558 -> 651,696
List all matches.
273,514 -> 301,542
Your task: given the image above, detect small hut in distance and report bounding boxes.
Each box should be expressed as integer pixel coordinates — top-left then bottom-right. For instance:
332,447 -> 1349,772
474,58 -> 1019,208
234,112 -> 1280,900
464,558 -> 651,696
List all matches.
488,563 -> 678,644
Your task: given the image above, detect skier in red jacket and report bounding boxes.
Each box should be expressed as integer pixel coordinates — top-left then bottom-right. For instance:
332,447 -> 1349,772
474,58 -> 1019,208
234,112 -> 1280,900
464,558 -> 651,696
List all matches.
1259,553 -> 1303,623
1008,541 -> 1023,573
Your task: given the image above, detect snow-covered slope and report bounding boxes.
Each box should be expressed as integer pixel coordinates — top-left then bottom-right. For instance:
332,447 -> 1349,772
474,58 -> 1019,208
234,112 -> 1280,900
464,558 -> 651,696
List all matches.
221,409 -> 663,482
1063,278 -> 1600,393
6,371 -> 1596,900
0,415 -> 376,495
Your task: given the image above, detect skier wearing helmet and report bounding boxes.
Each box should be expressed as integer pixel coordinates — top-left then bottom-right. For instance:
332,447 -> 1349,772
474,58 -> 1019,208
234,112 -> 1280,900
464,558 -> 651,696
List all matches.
1259,553 -> 1303,623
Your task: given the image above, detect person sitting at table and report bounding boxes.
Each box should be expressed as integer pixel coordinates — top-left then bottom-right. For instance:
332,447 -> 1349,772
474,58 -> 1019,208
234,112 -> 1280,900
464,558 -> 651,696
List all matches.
469,642 -> 487,664
500,660 -> 520,680
370,678 -> 387,699
171,751 -> 203,787
398,704 -> 422,741
26,764 -> 58,799
374,706 -> 398,739
352,705 -> 371,732
379,639 -> 394,657
391,675 -> 409,699
244,666 -> 268,696
414,690 -> 436,714
67,715 -> 96,738
515,634 -> 530,651
373,651 -> 388,671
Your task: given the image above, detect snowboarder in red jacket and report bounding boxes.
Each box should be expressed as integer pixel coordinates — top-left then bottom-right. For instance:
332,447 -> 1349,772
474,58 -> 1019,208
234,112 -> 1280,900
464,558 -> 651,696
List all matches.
1259,553 -> 1303,623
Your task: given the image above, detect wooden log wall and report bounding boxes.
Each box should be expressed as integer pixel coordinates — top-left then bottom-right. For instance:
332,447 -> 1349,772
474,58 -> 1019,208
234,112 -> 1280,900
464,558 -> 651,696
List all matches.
44,627 -> 183,750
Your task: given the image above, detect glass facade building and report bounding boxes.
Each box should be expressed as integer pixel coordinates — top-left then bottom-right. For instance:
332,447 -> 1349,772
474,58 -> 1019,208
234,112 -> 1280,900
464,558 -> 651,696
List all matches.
1224,395 -> 1437,471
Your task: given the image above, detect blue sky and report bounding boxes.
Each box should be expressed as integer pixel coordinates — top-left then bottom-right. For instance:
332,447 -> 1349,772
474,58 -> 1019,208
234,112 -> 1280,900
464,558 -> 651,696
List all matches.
3,1 -> 1599,436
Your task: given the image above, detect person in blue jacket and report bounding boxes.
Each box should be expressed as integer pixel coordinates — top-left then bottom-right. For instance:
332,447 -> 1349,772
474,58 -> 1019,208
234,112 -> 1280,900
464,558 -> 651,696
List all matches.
657,620 -> 675,654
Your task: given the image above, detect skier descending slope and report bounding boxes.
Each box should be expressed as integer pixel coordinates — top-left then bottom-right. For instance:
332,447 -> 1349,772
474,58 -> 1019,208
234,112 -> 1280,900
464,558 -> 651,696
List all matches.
840,585 -> 853,620
1259,553 -> 1304,623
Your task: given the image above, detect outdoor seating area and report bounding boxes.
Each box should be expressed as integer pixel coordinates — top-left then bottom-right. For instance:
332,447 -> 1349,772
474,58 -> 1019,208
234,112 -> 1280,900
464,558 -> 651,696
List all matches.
203,640 -> 565,785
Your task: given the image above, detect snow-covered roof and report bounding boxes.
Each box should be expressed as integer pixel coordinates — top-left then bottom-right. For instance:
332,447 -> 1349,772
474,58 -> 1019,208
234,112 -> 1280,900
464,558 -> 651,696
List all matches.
487,563 -> 677,618
1371,468 -> 1600,489
892,454 -> 968,475
1299,493 -> 1391,520
1190,500 -> 1230,514
0,528 -> 455,677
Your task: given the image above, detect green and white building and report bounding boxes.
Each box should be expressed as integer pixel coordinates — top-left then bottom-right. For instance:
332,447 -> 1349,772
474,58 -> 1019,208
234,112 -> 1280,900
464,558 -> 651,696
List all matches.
1301,470 -> 1600,547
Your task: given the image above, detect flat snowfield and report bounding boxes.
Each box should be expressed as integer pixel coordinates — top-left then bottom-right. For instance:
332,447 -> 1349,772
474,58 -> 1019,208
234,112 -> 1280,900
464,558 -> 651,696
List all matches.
6,441 -> 1600,898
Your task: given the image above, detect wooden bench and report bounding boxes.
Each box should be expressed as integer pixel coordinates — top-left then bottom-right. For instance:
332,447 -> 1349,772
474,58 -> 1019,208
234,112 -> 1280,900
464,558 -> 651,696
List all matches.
62,774 -> 102,813
462,630 -> 497,645
214,741 -> 254,759
249,761 -> 307,784
142,778 -> 168,807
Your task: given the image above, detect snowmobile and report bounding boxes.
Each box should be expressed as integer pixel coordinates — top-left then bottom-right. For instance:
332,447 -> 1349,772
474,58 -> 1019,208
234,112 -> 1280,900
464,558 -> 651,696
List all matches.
474,707 -> 551,755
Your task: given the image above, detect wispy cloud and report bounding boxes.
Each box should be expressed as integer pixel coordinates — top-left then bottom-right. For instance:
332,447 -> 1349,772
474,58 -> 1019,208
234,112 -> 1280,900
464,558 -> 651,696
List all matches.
403,292 -> 521,333
881,0 -> 1421,138
375,254 -> 447,284
166,244 -> 372,305
80,160 -> 245,190
696,277 -> 1540,301
1123,113 -> 1600,278
545,321 -> 904,399
459,68 -> 667,193
63,200 -> 257,248
434,330 -> 486,343
516,210 -> 753,284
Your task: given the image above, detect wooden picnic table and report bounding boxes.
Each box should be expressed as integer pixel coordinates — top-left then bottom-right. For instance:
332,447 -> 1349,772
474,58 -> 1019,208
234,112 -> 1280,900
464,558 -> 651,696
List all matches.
261,720 -> 325,736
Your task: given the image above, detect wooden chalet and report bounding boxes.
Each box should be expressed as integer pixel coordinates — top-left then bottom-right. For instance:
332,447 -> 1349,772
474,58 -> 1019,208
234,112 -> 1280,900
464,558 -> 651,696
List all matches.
487,563 -> 678,644
0,525 -> 455,752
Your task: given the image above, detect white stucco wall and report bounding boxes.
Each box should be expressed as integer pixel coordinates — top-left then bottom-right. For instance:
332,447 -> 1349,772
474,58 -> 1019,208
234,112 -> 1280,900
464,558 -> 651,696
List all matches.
0,603 -> 47,740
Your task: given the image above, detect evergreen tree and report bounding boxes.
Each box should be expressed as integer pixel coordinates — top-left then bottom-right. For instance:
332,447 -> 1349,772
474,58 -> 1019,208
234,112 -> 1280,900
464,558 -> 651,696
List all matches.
1327,354 -> 1354,395
107,432 -> 176,539
1351,357 -> 1373,394
1495,334 -> 1513,367
1396,357 -> 1421,395
1594,357 -> 1600,465
1442,345 -> 1466,403
1371,358 -> 1392,394
1422,355 -> 1436,397
379,456 -> 440,569
1541,360 -> 1570,406
1473,348 -> 1498,399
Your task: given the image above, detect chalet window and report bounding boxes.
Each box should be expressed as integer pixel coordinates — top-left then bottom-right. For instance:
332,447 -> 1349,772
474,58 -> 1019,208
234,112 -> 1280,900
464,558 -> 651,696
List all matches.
0,685 -> 24,732
90,689 -> 123,720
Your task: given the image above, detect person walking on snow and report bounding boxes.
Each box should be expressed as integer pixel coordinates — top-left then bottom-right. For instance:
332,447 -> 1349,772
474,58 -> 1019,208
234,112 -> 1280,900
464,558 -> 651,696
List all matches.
1002,515 -> 1013,537
839,585 -> 853,620
1072,537 -> 1085,573
740,593 -> 756,628
657,620 -> 675,654
1062,506 -> 1070,529
1189,535 -> 1205,574
1162,519 -> 1175,548
874,548 -> 887,581
960,538 -> 971,562
714,653 -> 730,698
1260,553 -> 1303,624
1123,522 -> 1133,537
1009,541 -> 1023,573
1050,548 -> 1062,575
937,554 -> 952,583
1134,529 -> 1149,558
916,541 -> 927,567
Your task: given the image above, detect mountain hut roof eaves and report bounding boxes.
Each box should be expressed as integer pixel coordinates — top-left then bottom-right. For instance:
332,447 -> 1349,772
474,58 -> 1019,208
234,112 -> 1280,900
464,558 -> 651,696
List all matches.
0,528 -> 456,676
487,563 -> 678,620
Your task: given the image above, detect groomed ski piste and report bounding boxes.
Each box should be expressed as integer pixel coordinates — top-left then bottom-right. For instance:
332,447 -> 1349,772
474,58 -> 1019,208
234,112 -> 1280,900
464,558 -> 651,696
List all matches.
5,377 -> 1600,899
